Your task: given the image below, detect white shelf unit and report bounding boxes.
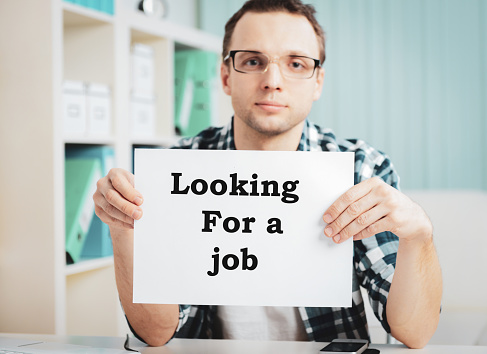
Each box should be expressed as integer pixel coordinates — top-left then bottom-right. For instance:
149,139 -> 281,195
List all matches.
0,0 -> 230,336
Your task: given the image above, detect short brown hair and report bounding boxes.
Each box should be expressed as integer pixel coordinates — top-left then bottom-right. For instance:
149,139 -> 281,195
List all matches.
222,0 -> 326,65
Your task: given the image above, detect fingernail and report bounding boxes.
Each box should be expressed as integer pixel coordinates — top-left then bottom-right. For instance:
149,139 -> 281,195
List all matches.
324,214 -> 333,223
132,209 -> 142,220
325,227 -> 333,236
333,234 -> 341,243
134,196 -> 143,205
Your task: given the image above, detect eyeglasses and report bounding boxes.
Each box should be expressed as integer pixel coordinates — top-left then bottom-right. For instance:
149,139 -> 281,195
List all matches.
224,50 -> 321,79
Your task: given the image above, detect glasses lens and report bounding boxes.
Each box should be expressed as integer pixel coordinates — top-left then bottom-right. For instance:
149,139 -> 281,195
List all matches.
232,51 -> 317,79
234,52 -> 269,73
282,56 -> 315,79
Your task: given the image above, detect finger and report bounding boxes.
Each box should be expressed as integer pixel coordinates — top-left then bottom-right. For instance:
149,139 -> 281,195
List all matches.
336,204 -> 389,243
324,190 -> 379,238
94,190 -> 137,224
108,169 -> 144,206
353,216 -> 390,241
323,179 -> 375,224
102,186 -> 143,220
95,204 -> 134,230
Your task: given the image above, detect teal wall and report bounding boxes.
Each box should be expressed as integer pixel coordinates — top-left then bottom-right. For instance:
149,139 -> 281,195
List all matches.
199,0 -> 487,190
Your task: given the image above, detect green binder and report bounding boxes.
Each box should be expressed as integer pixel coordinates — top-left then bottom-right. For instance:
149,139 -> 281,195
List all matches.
65,158 -> 102,264
174,50 -> 218,137
65,146 -> 115,259
174,51 -> 195,135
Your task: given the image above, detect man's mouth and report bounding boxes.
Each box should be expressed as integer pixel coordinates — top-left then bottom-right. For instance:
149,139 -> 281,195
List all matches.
255,101 -> 286,113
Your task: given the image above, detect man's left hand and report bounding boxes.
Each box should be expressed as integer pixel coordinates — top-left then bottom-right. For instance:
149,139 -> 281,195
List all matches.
323,177 -> 432,243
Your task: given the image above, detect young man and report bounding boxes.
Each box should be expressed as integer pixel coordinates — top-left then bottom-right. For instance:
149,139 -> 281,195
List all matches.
93,0 -> 442,348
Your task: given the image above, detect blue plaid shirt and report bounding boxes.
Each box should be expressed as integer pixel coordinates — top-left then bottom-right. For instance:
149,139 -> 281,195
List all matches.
131,118 -> 400,342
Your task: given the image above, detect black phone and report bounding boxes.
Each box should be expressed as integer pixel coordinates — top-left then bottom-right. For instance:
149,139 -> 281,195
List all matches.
320,339 -> 369,353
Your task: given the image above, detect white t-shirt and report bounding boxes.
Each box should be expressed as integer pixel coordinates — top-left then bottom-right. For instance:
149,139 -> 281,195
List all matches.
217,306 -> 308,341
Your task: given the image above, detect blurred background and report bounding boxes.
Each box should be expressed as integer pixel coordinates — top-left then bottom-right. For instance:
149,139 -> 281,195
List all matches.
1,0 -> 486,347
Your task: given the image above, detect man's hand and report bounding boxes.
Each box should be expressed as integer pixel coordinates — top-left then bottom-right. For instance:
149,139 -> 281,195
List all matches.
323,177 -> 432,243
93,168 -> 144,230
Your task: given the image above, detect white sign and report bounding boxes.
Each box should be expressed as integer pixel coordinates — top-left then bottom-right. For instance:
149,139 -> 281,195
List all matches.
134,149 -> 354,307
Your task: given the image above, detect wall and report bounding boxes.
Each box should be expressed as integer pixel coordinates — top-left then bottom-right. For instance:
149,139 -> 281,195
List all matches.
199,0 -> 487,191
406,190 -> 487,345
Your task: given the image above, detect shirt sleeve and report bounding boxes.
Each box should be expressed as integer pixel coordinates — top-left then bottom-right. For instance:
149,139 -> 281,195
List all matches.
352,145 -> 400,333
173,305 -> 214,339
175,305 -> 193,335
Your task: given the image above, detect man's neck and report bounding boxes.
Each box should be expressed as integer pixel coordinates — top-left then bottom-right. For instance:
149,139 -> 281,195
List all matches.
233,117 -> 305,151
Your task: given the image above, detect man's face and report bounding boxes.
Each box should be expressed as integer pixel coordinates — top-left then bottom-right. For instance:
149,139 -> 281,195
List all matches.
221,11 -> 324,141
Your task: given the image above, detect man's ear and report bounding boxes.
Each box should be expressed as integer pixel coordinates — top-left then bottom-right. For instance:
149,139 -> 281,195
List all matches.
313,67 -> 325,101
221,62 -> 232,96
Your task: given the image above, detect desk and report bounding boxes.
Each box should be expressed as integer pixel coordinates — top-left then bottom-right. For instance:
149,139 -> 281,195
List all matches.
1,334 -> 487,353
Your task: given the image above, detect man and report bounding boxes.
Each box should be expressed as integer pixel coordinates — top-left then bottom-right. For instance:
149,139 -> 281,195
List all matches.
93,0 -> 442,348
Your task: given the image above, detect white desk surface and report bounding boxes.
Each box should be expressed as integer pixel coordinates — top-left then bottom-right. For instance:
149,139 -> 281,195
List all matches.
1,334 -> 487,353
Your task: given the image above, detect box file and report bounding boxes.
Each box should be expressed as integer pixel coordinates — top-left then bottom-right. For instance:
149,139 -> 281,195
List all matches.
131,43 -> 155,96
131,93 -> 155,136
66,146 -> 114,258
174,50 -> 218,136
63,81 -> 87,135
86,83 -> 112,136
65,158 -> 102,264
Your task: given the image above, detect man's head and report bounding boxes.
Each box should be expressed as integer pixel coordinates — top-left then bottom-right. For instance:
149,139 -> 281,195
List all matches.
220,0 -> 326,150
222,0 -> 326,66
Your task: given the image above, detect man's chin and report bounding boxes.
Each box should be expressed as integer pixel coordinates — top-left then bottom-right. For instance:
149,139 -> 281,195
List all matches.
247,118 -> 293,137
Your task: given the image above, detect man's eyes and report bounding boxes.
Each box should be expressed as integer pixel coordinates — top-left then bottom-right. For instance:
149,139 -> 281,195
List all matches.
288,59 -> 308,70
243,57 -> 265,66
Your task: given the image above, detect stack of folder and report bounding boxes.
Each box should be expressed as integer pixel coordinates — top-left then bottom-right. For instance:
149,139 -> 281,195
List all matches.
65,146 -> 115,264
174,50 -> 219,137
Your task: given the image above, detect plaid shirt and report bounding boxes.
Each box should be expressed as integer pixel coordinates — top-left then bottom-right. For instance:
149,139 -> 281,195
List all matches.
131,118 -> 400,342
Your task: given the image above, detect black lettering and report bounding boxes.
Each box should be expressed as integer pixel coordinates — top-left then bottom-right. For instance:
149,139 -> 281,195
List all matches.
250,173 -> 259,196
261,180 -> 279,196
191,179 -> 208,195
242,217 -> 256,233
281,180 -> 300,203
207,247 -> 220,276
223,216 -> 240,233
222,253 -> 239,270
202,210 -> 221,232
170,173 -> 190,194
267,218 -> 283,234
229,173 -> 249,196
241,247 -> 258,270
210,179 -> 227,195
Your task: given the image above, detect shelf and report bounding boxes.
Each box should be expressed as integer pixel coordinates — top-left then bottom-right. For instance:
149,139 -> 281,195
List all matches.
65,256 -> 114,276
64,136 -> 116,145
127,11 -> 222,52
63,2 -> 114,27
130,135 -> 180,147
0,0 -> 225,337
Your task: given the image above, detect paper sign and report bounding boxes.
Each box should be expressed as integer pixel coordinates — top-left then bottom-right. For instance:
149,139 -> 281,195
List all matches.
134,149 -> 354,307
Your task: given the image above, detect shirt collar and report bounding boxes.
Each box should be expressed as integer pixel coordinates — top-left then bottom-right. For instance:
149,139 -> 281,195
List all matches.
226,117 -> 340,152
298,119 -> 340,152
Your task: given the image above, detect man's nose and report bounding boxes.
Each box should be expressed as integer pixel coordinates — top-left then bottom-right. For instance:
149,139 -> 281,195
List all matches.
261,61 -> 283,91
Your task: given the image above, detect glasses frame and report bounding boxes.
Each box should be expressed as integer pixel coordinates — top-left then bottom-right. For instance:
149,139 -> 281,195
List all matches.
224,50 -> 321,79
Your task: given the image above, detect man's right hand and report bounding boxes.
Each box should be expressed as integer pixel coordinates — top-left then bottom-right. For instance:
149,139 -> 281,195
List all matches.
93,168 -> 144,230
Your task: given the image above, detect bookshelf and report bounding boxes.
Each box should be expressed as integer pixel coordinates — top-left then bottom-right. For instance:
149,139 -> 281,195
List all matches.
0,0 -> 231,336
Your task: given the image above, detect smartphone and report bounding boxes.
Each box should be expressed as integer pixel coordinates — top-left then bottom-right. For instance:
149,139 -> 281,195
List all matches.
319,339 -> 369,353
